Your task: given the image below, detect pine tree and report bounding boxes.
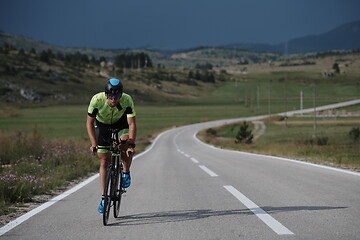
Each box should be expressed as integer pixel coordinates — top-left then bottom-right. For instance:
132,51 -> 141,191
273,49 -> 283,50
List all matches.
235,121 -> 253,144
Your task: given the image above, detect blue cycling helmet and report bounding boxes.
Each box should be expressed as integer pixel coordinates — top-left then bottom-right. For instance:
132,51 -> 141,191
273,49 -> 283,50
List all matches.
105,78 -> 123,96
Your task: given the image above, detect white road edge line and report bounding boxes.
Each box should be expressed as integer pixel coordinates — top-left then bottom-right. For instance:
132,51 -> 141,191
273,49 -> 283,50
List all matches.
224,185 -> 294,235
0,174 -> 99,236
199,165 -> 218,177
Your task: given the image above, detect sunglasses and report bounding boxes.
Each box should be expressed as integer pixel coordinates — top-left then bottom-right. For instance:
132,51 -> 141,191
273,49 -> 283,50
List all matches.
107,93 -> 122,99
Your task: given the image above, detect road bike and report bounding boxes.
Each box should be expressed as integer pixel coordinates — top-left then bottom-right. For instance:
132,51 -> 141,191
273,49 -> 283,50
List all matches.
98,128 -> 127,226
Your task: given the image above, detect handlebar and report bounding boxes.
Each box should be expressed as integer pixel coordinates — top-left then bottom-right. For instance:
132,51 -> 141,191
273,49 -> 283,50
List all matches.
92,146 -> 98,156
92,128 -> 134,155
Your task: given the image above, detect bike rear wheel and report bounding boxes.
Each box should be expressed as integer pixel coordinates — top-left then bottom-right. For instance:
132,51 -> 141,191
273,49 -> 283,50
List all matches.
103,167 -> 113,226
113,156 -> 123,218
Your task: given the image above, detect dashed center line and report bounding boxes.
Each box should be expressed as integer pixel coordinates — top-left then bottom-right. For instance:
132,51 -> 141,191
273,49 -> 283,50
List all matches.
199,165 -> 218,177
175,132 -> 293,236
224,185 -> 294,235
176,146 -> 293,236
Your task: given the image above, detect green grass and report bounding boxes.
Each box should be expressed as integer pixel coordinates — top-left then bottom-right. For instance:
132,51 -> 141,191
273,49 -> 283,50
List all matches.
0,104 -> 254,142
199,116 -> 360,170
192,78 -> 359,114
0,76 -> 359,142
0,105 -> 89,140
0,133 -> 99,214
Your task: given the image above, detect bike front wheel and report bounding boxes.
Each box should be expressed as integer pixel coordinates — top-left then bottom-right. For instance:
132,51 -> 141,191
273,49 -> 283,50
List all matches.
113,156 -> 122,218
103,168 -> 113,226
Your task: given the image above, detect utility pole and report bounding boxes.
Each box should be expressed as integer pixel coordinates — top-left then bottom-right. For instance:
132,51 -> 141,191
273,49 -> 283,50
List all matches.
257,85 -> 260,113
268,79 -> 271,115
284,83 -> 288,127
244,81 -> 248,107
300,90 -> 303,116
284,41 -> 288,127
313,82 -> 317,138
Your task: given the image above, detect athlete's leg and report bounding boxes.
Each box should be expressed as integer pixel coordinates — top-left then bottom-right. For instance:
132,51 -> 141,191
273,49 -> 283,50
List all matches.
120,134 -> 132,173
98,152 -> 111,195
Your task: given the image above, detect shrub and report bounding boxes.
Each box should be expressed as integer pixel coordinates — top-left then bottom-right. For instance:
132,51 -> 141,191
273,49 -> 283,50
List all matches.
304,136 -> 329,146
235,121 -> 253,144
349,127 -> 360,142
206,128 -> 217,136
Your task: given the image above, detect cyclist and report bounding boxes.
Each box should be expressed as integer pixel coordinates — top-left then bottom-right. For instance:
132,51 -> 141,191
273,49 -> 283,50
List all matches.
86,78 -> 136,213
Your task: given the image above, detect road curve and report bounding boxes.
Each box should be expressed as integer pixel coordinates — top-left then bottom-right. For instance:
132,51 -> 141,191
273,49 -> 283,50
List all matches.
1,99 -> 359,239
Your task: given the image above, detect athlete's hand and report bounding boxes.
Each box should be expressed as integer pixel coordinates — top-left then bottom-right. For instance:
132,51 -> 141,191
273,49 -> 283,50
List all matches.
90,145 -> 97,155
126,147 -> 134,157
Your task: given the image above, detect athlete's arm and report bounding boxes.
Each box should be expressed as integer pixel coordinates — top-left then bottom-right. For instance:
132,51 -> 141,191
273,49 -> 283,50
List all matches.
126,116 -> 136,156
86,115 -> 97,152
127,116 -> 136,143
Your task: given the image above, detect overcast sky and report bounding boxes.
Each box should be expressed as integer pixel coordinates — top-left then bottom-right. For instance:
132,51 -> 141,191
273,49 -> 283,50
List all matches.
0,0 -> 359,49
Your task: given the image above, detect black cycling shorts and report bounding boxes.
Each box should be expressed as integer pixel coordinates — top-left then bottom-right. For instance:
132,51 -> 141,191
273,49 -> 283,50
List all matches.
95,117 -> 129,152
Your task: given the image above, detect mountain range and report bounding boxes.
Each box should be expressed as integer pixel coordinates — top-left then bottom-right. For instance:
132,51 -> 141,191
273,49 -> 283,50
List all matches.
222,20 -> 360,54
0,19 -> 359,59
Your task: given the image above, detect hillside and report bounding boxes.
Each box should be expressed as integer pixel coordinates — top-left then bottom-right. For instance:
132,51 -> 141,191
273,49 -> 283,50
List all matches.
0,45 -> 233,106
0,31 -> 282,68
0,31 -> 167,66
170,47 -> 281,66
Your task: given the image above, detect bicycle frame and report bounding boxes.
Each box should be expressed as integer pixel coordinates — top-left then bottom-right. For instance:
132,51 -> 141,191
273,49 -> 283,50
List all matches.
102,129 -> 125,226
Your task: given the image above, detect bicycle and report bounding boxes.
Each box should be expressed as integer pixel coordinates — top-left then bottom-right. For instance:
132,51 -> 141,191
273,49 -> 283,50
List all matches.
96,128 -> 128,226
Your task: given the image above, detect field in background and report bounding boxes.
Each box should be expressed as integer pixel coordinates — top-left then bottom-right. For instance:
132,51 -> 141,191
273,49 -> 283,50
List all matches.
1,99 -> 358,164
198,113 -> 360,171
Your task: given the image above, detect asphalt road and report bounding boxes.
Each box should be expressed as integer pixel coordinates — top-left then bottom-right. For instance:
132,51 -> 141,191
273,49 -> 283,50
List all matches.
1,99 -> 360,239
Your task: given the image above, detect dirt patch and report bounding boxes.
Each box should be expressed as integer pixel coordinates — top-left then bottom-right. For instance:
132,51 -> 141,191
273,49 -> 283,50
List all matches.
273,120 -> 360,125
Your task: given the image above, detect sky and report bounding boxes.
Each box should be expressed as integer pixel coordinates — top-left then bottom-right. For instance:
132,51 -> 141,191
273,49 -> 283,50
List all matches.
0,0 -> 359,49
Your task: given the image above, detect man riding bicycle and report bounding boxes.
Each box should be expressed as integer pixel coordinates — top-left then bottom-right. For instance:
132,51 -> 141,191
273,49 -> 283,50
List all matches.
86,78 -> 136,213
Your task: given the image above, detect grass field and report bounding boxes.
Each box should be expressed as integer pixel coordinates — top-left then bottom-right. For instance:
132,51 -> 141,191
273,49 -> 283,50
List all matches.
0,104 -> 255,144
0,74 -> 359,145
198,114 -> 360,171
0,101 -> 358,166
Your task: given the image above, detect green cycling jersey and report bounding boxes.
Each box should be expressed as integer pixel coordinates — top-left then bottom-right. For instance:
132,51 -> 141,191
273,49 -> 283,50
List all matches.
87,92 -> 136,124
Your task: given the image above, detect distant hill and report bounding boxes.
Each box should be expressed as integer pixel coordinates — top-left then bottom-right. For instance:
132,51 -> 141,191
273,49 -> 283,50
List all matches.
0,44 -> 230,106
223,20 -> 360,54
0,31 -> 166,63
170,47 -> 281,65
0,31 -> 281,67
1,19 -> 360,67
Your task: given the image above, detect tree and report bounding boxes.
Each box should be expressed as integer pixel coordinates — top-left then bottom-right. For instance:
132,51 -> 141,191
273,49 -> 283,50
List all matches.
200,70 -> 215,83
235,121 -> 253,144
99,56 -> 107,63
114,53 -> 152,69
188,71 -> 194,79
332,63 -> 340,73
349,127 -> 360,142
40,50 -> 51,64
